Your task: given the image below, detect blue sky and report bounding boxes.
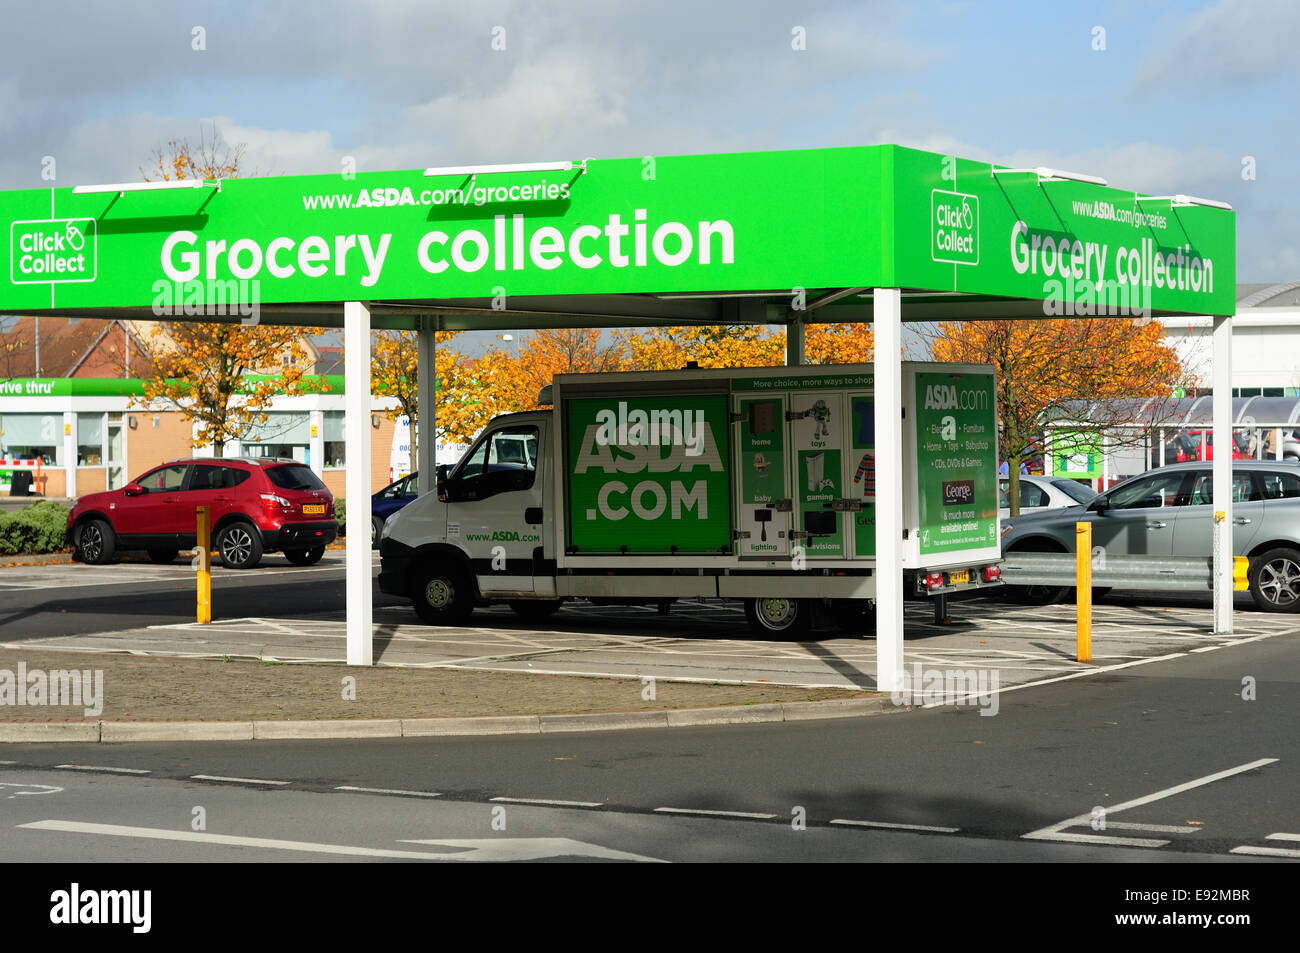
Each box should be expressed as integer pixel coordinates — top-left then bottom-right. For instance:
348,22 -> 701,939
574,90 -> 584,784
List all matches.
1,0 -> 1296,281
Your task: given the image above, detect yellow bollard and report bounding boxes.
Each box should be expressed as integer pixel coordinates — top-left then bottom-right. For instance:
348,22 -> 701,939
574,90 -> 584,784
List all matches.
195,506 -> 211,624
1076,521 -> 1092,663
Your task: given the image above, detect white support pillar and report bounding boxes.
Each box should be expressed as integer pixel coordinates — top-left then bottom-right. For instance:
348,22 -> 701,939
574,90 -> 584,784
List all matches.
62,411 -> 77,498
786,319 -> 805,366
308,410 -> 324,476
417,322 -> 436,495
345,301 -> 374,666
873,289 -> 904,692
1212,315 -> 1233,636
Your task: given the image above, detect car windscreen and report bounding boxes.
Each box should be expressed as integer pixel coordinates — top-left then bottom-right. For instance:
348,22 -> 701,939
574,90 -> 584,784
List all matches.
1051,479 -> 1099,504
265,465 -> 327,491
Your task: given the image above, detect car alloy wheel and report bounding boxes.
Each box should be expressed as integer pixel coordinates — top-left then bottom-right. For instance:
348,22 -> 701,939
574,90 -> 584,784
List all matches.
1250,548 -> 1300,612
217,523 -> 263,569
81,523 -> 103,561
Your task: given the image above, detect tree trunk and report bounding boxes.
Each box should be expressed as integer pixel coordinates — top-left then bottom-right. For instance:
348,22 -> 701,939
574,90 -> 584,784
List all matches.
213,438 -> 225,458
1007,462 -> 1021,518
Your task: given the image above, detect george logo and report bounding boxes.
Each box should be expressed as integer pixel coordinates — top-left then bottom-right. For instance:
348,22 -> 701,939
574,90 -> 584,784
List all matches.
931,189 -> 978,265
11,218 -> 97,284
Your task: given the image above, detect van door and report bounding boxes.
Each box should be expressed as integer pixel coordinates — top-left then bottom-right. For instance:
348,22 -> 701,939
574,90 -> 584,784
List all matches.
445,423 -> 544,594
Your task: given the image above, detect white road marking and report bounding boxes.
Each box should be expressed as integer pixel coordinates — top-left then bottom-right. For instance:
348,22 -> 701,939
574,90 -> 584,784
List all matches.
654,807 -> 777,819
1023,757 -> 1278,848
0,782 -> 63,798
1266,832 -> 1300,842
190,774 -> 291,786
55,764 -> 150,775
830,819 -> 960,833
1026,831 -> 1170,848
334,785 -> 440,798
397,837 -> 666,862
1086,822 -> 1202,834
20,819 -> 663,862
1230,845 -> 1300,858
489,796 -> 603,808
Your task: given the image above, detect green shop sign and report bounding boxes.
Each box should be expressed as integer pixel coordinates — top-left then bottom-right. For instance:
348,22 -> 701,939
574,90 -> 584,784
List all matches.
1052,430 -> 1102,479
565,395 -> 731,554
0,145 -> 1235,317
913,370 -> 998,556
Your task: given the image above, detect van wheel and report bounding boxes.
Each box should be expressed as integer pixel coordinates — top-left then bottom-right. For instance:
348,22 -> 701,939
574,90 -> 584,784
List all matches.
509,599 -> 564,622
217,523 -> 263,569
1249,548 -> 1300,613
412,563 -> 474,625
744,597 -> 810,638
78,519 -> 116,565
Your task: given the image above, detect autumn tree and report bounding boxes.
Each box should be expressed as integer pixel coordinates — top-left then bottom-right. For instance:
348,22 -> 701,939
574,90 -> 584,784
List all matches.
925,318 -> 1187,515
371,329 -> 469,474
618,325 -> 785,370
137,323 -> 312,455
805,323 -> 874,364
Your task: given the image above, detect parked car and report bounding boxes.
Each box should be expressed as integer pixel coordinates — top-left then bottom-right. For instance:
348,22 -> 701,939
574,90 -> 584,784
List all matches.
67,457 -> 337,569
371,472 -> 421,546
1000,460 -> 1300,612
999,474 -> 1099,520
1150,429 -> 1250,468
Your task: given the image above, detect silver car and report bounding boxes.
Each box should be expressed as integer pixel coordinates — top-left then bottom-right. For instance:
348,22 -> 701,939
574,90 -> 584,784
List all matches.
1000,461 -> 1300,612
999,474 -> 1098,520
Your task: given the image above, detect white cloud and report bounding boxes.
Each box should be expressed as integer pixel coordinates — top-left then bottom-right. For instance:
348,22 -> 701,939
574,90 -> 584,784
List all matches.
1135,0 -> 1300,89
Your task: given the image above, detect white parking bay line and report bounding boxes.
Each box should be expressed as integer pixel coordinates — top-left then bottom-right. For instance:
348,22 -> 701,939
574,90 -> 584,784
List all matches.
1024,757 -> 1278,848
830,819 -> 960,833
1266,832 -> 1300,842
1027,831 -> 1170,848
335,786 -> 441,798
1230,845 -> 1300,858
190,774 -> 291,786
654,807 -> 777,820
55,764 -> 150,775
1089,822 -> 1202,834
490,796 -> 603,808
17,819 -> 485,861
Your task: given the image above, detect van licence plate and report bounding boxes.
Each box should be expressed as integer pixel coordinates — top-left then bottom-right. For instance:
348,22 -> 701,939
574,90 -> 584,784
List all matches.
948,570 -> 969,585
302,504 -> 326,515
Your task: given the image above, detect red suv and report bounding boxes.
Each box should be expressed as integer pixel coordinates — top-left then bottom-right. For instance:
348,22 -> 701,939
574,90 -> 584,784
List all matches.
67,457 -> 337,569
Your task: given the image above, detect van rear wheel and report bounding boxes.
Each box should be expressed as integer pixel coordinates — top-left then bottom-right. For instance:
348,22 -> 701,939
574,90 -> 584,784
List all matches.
744,597 -> 810,638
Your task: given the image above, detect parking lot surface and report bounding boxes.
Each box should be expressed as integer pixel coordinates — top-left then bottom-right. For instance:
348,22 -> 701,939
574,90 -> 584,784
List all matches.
5,555 -> 1295,691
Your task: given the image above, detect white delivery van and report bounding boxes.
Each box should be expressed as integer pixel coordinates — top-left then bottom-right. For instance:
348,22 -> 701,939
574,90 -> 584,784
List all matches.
379,362 -> 1002,635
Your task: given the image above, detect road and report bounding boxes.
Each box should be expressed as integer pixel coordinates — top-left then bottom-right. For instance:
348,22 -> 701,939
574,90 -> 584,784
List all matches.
2,631 -> 1296,862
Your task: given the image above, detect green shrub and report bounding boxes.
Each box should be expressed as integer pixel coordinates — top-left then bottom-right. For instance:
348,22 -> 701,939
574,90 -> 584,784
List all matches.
335,498 -> 346,531
0,501 -> 71,555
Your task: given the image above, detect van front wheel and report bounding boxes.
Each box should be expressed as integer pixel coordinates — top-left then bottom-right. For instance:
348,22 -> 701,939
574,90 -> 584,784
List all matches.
744,597 -> 810,638
412,563 -> 474,625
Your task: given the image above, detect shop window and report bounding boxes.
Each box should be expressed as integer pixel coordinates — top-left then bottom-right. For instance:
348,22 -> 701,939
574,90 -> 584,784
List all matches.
242,412 -> 310,464
323,411 -> 345,468
0,413 -> 64,465
78,413 -> 105,466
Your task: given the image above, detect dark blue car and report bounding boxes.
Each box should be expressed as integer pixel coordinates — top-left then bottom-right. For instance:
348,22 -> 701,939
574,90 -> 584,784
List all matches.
371,472 -> 420,546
